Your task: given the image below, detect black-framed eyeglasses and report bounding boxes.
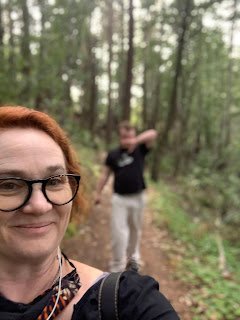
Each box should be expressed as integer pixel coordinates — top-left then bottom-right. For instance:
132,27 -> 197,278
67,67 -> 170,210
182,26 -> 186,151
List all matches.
0,174 -> 80,212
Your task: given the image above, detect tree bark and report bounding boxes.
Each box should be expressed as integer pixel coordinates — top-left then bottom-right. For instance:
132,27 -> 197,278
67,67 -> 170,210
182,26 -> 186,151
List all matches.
222,0 -> 237,149
117,0 -> 125,120
35,0 -> 47,111
151,0 -> 192,181
142,47 -> 148,128
150,79 -> 160,129
88,43 -> 97,133
122,0 -> 134,121
0,0 -> 4,47
7,0 -> 14,72
20,0 -> 31,102
106,0 -> 114,145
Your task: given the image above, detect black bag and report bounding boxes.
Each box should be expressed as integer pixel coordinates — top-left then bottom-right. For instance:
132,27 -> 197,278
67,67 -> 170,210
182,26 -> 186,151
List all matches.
98,272 -> 123,320
99,261 -> 139,319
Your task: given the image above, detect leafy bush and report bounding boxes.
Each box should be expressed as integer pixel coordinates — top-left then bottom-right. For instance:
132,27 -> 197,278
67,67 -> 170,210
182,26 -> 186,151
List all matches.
149,181 -> 240,320
178,153 -> 240,245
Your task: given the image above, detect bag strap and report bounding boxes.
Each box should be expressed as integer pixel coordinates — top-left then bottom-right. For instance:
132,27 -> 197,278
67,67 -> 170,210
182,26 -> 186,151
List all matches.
98,272 -> 123,320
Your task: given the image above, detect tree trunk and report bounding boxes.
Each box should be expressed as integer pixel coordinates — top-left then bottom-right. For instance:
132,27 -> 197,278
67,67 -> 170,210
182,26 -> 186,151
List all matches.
151,0 -> 192,181
35,0 -> 46,111
161,0 -> 191,143
192,18 -> 204,157
174,23 -> 203,176
117,0 -> 125,120
0,0 -> 4,104
88,44 -> 97,133
0,0 -> 3,47
222,0 -> 237,148
106,0 -> 114,145
20,0 -> 31,102
122,0 -> 134,121
142,48 -> 148,129
83,20 -> 98,133
64,0 -> 78,111
7,0 -> 15,75
149,79 -> 162,181
149,19 -> 164,130
193,81 -> 203,155
150,79 -> 160,129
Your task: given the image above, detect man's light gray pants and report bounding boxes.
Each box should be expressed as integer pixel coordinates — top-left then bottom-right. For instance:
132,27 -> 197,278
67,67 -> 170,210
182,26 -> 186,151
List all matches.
109,192 -> 146,272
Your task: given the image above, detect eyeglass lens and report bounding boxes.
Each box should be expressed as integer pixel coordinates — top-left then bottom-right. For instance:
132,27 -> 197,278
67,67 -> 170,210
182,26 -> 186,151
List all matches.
0,175 -> 78,211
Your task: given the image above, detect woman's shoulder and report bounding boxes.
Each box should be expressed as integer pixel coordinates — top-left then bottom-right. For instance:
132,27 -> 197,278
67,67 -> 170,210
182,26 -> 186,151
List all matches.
72,270 -> 180,320
70,259 -> 103,296
71,260 -> 103,280
55,260 -> 104,320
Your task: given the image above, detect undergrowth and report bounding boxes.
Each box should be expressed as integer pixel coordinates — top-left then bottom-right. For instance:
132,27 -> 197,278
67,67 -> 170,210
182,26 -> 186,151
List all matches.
65,143 -> 99,238
149,180 -> 240,320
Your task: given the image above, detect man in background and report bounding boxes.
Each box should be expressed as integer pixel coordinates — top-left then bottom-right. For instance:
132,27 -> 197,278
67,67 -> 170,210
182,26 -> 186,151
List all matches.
95,121 -> 157,272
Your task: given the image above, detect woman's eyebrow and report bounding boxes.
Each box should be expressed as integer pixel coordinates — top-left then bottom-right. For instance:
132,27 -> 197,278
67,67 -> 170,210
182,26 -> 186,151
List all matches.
0,170 -> 26,177
45,165 -> 67,174
0,166 -> 67,178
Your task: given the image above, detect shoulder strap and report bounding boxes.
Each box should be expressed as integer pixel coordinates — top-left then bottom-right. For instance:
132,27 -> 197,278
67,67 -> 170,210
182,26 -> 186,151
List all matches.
98,272 -> 123,320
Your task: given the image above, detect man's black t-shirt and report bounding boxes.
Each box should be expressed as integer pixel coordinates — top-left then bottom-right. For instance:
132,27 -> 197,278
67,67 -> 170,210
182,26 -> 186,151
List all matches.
105,144 -> 149,195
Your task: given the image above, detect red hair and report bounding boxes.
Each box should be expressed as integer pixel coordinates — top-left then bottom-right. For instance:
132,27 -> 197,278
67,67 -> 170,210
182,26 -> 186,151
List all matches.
0,106 -> 87,220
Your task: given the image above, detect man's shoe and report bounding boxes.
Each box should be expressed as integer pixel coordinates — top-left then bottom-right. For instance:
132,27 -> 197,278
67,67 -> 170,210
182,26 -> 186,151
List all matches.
126,259 -> 140,272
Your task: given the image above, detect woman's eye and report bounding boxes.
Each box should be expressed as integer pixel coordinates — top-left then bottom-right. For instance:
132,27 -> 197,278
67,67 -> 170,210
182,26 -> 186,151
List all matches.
49,179 -> 60,186
48,177 -> 65,187
0,181 -> 22,192
0,183 -> 14,190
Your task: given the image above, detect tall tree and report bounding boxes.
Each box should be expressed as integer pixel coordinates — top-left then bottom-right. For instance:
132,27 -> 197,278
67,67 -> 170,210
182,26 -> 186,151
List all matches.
117,0 -> 126,120
105,0 -> 114,144
35,0 -> 47,111
122,0 -> 134,120
7,0 -> 15,76
88,35 -> 97,132
19,0 -> 31,102
142,46 -> 148,128
0,0 -> 5,104
151,0 -> 192,180
0,0 -> 3,47
219,0 -> 238,151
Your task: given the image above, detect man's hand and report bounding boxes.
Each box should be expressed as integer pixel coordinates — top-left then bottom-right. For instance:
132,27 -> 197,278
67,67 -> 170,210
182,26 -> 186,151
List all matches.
120,137 -> 137,153
94,166 -> 112,205
94,192 -> 101,205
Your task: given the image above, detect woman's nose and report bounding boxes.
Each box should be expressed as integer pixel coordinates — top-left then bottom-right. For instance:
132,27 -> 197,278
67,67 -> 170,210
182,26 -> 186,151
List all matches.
21,185 -> 53,215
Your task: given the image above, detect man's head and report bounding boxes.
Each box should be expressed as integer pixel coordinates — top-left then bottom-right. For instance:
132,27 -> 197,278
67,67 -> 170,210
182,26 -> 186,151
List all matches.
118,121 -> 136,148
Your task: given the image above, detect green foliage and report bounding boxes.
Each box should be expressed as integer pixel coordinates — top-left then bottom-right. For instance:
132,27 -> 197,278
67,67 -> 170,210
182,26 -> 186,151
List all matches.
70,128 -> 100,149
149,180 -> 240,320
64,143 -> 99,238
75,142 -> 101,176
64,221 -> 79,238
178,146 -> 240,244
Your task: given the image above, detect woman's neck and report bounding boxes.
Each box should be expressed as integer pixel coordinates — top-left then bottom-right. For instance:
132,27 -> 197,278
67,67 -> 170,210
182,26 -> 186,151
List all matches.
0,250 -> 63,304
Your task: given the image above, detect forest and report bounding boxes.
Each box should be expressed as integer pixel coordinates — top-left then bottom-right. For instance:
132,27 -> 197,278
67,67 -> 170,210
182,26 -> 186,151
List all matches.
0,0 -> 240,319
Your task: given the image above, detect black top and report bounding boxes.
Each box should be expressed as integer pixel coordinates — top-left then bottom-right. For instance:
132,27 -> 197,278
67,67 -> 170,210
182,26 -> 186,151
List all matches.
105,144 -> 149,195
72,270 -> 180,320
0,267 -> 180,320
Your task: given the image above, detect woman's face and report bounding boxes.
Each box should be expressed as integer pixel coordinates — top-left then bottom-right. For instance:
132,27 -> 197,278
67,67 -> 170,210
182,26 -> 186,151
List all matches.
0,128 -> 72,263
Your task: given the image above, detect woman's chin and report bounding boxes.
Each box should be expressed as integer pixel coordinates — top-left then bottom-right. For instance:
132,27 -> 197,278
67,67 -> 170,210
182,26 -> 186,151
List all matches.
2,239 -> 59,264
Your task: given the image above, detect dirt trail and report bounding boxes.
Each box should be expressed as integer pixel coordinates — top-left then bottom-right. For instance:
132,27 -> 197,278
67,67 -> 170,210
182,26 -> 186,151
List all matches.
62,179 -> 193,320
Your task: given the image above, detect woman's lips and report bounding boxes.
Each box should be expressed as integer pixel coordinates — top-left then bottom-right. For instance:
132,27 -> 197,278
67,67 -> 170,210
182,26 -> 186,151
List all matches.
14,222 -> 53,235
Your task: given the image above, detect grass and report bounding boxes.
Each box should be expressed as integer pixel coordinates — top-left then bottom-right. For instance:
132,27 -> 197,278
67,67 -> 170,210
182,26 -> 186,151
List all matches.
148,179 -> 240,320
